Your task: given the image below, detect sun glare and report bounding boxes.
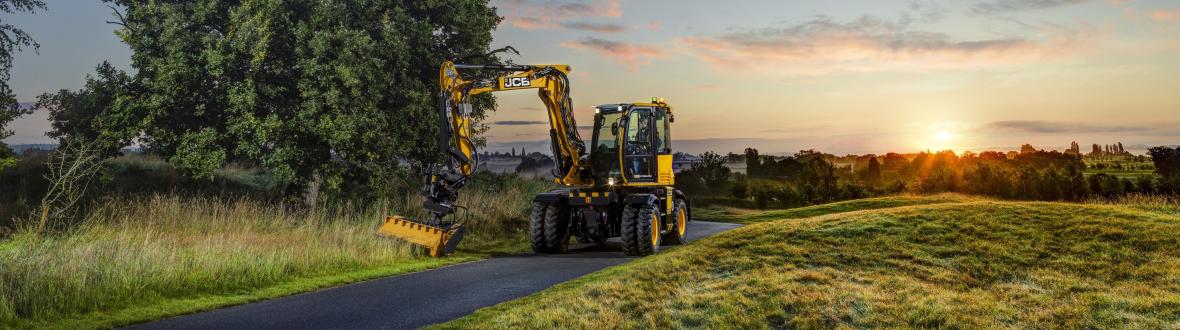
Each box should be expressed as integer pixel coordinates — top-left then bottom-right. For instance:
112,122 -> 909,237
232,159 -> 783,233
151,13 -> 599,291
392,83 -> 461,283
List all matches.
936,130 -> 952,143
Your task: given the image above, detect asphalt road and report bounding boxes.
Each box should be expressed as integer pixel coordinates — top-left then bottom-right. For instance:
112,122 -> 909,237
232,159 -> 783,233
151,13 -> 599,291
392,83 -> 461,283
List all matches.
129,220 -> 741,330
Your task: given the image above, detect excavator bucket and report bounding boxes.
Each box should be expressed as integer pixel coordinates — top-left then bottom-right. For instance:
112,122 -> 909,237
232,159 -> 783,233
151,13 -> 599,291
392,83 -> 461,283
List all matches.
377,216 -> 465,257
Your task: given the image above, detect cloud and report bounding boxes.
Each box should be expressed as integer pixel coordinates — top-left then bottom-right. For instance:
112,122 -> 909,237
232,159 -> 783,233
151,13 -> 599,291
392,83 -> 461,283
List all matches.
560,22 -> 626,33
500,0 -> 623,30
971,0 -> 1090,14
901,0 -> 949,25
561,37 -> 666,69
517,106 -> 542,111
647,21 -> 663,30
493,120 -> 548,125
984,120 -> 1145,133
677,16 -> 1095,75
694,84 -> 717,91
1149,9 -> 1180,22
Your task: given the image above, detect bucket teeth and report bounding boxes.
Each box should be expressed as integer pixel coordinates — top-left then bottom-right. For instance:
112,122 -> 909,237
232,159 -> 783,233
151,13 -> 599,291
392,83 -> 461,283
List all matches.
377,216 -> 463,257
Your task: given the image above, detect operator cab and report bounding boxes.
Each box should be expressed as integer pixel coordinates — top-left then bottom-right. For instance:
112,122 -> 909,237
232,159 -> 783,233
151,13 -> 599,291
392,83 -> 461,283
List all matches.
591,100 -> 673,187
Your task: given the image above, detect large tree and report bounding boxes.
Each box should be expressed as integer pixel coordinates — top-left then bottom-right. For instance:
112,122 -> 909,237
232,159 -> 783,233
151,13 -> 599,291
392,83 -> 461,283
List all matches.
35,61 -> 137,156
1149,146 -> 1180,179
0,0 -> 46,168
103,0 -> 502,196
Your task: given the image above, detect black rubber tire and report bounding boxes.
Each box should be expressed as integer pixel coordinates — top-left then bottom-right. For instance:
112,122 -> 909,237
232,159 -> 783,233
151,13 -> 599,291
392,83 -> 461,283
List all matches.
529,201 -> 549,253
620,205 -> 640,256
663,199 -> 688,245
635,204 -> 661,255
543,202 -> 570,253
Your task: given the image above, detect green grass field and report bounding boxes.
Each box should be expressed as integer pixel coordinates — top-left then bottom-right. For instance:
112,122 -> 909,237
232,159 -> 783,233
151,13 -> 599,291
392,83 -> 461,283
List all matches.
693,193 -> 981,224
1084,158 -> 1156,179
436,195 -> 1180,329
0,174 -> 551,329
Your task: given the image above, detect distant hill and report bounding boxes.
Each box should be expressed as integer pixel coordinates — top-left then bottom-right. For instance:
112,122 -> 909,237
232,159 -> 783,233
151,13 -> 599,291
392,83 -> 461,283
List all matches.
7,144 -> 57,153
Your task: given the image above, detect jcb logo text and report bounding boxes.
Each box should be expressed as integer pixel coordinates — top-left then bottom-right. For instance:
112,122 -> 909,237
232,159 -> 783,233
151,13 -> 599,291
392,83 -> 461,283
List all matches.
504,77 -> 530,88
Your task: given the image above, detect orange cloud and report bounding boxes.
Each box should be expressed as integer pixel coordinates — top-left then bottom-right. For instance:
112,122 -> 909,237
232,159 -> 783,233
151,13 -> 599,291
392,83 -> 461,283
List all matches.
561,37 -> 666,70
500,0 -> 624,30
678,16 -> 1096,75
1149,9 -> 1180,22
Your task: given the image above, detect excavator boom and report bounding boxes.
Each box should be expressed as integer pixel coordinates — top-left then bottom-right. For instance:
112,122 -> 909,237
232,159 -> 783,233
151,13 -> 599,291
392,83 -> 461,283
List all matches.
377,60 -> 585,257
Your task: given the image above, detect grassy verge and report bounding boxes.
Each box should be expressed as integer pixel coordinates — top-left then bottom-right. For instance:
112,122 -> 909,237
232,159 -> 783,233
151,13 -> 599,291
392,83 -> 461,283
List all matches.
694,193 -> 982,224
0,173 -> 551,329
436,199 -> 1180,329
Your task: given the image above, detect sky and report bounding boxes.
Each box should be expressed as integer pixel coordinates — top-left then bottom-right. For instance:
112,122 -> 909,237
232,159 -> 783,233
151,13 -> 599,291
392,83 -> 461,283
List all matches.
4,0 -> 1180,155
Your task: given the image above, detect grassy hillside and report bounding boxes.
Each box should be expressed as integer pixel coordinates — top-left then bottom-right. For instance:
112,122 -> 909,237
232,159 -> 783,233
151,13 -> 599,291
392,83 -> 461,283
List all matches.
437,198 -> 1180,329
694,193 -> 982,224
0,174 -> 551,329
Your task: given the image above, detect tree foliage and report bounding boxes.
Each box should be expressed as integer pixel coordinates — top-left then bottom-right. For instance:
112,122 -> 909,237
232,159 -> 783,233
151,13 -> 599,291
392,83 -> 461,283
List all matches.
101,0 -> 503,196
35,61 -> 136,156
1149,146 -> 1180,193
0,0 -> 46,168
1149,146 -> 1180,179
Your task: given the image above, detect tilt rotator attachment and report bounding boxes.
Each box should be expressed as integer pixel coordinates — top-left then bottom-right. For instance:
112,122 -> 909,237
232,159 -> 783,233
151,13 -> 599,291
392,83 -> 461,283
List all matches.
377,170 -> 467,257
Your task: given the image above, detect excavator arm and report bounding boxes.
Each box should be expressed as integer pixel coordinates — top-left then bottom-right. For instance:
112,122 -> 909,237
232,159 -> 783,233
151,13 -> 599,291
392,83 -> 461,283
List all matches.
378,60 -> 586,257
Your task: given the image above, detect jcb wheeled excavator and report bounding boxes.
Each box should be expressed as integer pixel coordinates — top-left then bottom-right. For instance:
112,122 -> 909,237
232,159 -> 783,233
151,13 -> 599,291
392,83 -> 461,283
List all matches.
377,60 -> 690,257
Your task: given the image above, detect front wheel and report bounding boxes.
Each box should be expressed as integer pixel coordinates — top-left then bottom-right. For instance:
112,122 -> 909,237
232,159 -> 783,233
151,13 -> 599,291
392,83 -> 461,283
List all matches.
543,202 -> 571,253
622,203 -> 661,256
663,199 -> 688,245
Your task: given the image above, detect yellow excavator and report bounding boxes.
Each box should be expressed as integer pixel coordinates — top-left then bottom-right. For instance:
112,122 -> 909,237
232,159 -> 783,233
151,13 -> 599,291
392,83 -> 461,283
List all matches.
378,60 -> 690,257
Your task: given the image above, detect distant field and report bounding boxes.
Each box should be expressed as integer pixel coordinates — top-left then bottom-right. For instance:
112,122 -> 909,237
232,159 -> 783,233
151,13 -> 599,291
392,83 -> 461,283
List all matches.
1084,158 -> 1155,179
437,196 -> 1180,329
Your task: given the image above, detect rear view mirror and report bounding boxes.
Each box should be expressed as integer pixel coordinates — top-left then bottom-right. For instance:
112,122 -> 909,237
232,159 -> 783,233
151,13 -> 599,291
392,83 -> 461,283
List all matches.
611,122 -> 619,136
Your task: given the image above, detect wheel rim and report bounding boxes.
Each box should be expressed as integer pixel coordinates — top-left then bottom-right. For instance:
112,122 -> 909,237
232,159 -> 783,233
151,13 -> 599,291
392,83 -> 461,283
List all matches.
650,212 -> 660,246
677,208 -> 687,237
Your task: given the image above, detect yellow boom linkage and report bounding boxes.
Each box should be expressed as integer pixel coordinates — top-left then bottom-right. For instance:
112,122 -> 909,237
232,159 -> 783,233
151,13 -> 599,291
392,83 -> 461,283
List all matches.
378,60 -> 586,257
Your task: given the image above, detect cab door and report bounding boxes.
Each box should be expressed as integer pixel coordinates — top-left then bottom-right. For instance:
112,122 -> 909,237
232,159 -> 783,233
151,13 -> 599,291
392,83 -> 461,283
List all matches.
622,106 -> 674,185
654,107 -> 673,185
622,107 -> 656,182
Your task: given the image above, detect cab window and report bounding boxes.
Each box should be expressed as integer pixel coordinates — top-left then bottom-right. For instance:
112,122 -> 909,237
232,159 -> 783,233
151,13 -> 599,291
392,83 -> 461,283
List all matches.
623,108 -> 655,180
654,108 -> 670,154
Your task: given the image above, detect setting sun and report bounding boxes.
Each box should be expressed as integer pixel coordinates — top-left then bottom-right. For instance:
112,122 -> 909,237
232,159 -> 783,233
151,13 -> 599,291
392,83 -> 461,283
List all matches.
936,130 -> 952,143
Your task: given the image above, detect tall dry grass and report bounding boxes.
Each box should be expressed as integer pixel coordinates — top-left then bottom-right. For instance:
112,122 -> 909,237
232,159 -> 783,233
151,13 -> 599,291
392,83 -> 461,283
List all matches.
1083,193 -> 1180,215
0,173 -> 552,327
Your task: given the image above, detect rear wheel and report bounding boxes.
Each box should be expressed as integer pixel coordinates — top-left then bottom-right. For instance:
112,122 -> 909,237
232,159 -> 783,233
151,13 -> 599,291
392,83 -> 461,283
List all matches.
663,199 -> 688,245
544,202 -> 571,253
529,202 -> 549,253
620,205 -> 639,256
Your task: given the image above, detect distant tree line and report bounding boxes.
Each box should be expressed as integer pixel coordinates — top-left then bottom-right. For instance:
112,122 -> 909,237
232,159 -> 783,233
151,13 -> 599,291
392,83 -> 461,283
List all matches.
677,145 -> 1180,209
514,152 -> 554,173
